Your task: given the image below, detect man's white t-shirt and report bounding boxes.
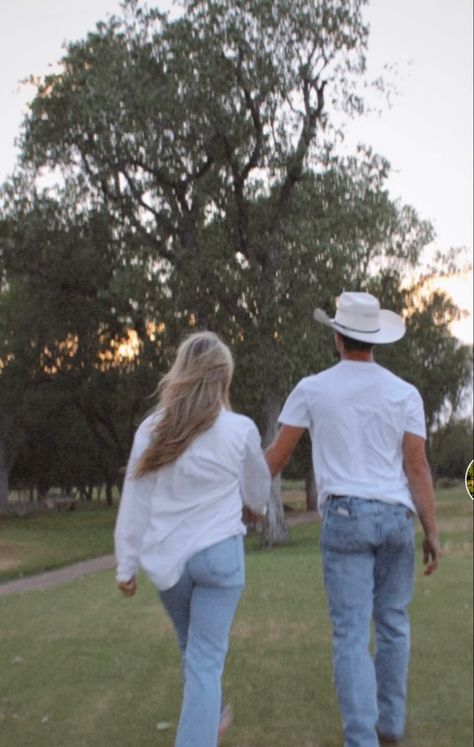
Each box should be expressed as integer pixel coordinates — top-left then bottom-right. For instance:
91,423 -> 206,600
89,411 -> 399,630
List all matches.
279,360 -> 426,512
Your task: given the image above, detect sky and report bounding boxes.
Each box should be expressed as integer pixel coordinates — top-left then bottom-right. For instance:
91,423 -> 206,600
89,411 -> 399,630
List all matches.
0,0 -> 472,342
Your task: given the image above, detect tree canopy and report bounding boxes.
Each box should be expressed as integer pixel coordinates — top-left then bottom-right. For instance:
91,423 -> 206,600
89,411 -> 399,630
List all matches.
1,0 -> 471,534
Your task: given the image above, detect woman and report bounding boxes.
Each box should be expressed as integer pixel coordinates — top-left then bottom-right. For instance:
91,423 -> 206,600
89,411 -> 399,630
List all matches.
114,331 -> 270,746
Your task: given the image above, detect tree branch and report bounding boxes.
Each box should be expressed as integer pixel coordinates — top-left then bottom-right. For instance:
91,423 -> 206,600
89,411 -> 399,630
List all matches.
272,79 -> 326,233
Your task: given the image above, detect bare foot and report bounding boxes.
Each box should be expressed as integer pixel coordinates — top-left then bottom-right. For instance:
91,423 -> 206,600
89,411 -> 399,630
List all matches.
218,705 -> 233,744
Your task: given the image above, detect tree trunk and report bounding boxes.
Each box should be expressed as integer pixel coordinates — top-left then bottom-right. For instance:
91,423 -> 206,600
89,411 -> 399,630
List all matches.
261,390 -> 289,546
305,465 -> 317,511
105,482 -> 114,506
0,438 -> 9,512
263,473 -> 290,546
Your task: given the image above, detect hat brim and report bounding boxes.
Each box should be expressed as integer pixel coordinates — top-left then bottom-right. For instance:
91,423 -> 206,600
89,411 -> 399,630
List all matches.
313,308 -> 405,344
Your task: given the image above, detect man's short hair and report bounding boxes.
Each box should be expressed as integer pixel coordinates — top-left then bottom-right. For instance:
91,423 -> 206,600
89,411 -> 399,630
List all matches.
340,334 -> 375,353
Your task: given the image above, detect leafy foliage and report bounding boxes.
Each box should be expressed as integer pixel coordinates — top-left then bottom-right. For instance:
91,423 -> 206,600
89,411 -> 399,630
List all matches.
0,0 -> 470,539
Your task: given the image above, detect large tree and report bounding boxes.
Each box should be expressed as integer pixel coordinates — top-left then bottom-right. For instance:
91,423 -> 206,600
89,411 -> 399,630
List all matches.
5,0 -> 436,543
16,0 -> 377,539
3,0 -> 458,538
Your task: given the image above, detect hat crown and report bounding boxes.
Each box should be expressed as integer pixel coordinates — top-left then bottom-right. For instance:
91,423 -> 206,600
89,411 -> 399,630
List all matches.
313,290 -> 405,344
335,292 -> 381,333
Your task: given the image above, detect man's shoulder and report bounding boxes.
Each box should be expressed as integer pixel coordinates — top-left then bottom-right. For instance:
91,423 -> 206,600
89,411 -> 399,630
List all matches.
295,365 -> 340,388
376,365 -> 420,395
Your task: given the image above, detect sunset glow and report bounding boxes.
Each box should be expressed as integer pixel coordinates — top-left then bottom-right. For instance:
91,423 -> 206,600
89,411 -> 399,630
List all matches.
431,272 -> 473,345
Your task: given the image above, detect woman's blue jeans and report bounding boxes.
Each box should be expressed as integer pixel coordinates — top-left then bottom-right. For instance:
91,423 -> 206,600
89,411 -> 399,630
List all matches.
159,535 -> 245,747
321,496 -> 415,747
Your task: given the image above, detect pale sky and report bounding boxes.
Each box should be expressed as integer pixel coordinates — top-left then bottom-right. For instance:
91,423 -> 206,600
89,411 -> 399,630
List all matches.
1,0 -> 472,341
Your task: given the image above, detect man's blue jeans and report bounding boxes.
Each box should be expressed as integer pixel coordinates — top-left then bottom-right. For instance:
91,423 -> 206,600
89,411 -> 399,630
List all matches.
321,496 -> 415,747
159,535 -> 244,747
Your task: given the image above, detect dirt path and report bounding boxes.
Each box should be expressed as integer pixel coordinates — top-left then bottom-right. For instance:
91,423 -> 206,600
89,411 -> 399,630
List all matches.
0,511 -> 319,598
0,555 -> 116,597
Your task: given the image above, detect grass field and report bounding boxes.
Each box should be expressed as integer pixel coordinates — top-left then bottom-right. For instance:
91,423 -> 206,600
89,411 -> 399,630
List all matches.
0,503 -> 116,583
0,485 -> 472,746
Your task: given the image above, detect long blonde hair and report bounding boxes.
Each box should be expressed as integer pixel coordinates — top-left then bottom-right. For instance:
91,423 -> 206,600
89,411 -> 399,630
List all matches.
135,331 -> 234,477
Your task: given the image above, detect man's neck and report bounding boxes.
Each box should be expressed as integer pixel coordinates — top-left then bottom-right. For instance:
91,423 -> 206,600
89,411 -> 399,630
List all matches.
340,351 -> 374,362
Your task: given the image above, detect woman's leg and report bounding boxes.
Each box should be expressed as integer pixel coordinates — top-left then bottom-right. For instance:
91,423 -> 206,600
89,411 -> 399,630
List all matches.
159,567 -> 193,673
176,536 -> 245,747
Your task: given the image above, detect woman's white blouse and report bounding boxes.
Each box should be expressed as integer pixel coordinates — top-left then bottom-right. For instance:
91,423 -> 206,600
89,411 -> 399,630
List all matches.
114,409 -> 271,590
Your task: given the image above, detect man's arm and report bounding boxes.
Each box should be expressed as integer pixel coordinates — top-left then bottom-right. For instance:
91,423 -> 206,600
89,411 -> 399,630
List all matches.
403,432 -> 441,575
265,425 -> 306,478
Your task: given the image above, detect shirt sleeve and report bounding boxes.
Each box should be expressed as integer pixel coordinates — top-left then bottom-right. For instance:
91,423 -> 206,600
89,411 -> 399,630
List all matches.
240,422 -> 271,514
114,422 -> 155,582
278,380 -> 311,428
404,387 -> 427,439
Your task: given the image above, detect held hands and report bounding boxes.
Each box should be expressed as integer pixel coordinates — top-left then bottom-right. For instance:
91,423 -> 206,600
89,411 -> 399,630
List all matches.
118,577 -> 137,597
422,533 -> 441,576
242,506 -> 265,526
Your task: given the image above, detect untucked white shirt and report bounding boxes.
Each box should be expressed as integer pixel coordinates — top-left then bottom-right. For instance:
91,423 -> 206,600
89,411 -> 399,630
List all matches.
279,360 -> 426,512
114,408 -> 270,590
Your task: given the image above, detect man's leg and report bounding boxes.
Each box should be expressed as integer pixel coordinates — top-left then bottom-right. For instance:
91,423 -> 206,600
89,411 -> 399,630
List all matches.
374,504 -> 416,741
321,498 -> 380,747
322,546 -> 379,747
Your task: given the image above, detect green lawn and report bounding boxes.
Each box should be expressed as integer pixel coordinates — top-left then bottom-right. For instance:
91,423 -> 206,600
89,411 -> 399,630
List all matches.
0,485 -> 472,746
1,482 -> 469,583
0,503 -> 117,583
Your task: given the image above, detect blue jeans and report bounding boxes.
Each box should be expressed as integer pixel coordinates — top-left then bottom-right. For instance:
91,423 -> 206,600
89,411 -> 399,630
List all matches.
321,496 -> 415,747
159,535 -> 245,747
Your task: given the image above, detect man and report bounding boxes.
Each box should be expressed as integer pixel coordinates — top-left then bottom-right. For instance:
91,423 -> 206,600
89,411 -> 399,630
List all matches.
266,292 -> 440,747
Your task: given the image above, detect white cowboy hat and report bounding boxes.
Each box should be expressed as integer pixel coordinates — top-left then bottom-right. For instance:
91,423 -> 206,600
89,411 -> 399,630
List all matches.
313,291 -> 405,344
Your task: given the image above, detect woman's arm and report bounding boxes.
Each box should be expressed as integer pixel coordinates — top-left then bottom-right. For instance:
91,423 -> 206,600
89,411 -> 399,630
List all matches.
114,424 -> 154,591
240,423 -> 272,516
